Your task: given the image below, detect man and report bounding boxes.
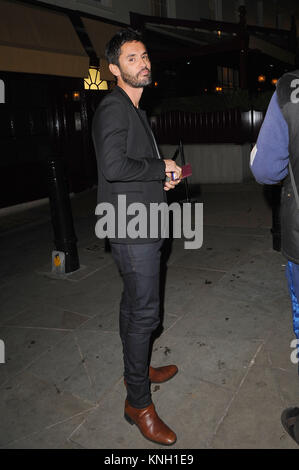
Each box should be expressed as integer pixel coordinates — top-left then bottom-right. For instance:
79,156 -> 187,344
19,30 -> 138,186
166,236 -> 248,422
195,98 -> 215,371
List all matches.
250,70 -> 299,444
92,29 -> 182,446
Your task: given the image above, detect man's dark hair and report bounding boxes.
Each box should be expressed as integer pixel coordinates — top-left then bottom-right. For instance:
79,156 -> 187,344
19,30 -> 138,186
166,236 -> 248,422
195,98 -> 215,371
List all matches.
105,29 -> 144,66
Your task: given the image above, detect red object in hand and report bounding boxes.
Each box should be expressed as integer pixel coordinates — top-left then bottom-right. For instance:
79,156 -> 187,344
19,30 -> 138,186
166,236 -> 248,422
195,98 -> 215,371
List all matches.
181,163 -> 192,179
171,163 -> 192,180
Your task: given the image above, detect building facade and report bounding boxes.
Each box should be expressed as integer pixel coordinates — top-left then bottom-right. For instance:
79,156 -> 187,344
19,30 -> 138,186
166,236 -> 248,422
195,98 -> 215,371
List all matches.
36,0 -> 299,31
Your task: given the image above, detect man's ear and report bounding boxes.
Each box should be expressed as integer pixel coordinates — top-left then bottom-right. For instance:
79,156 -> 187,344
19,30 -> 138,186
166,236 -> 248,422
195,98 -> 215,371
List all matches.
109,63 -> 120,78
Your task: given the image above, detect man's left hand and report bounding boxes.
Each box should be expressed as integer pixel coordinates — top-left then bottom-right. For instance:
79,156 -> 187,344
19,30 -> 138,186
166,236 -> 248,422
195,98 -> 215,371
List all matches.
164,172 -> 181,191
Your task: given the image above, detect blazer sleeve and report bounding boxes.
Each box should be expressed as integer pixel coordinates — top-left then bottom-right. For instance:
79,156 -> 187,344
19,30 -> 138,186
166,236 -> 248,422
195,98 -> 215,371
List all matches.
92,97 -> 166,182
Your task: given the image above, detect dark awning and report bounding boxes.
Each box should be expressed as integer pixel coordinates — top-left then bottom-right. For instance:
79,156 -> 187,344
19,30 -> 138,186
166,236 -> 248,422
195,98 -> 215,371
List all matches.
82,17 -> 121,80
0,0 -> 89,77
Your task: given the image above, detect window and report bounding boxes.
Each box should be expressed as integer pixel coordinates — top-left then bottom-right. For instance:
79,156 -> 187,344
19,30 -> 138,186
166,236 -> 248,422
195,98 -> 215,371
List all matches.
217,66 -> 239,91
257,1 -> 263,26
151,0 -> 167,17
209,0 -> 222,21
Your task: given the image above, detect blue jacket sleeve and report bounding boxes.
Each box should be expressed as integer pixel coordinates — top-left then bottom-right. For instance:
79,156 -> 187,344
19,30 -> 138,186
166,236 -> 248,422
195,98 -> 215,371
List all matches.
250,91 -> 289,184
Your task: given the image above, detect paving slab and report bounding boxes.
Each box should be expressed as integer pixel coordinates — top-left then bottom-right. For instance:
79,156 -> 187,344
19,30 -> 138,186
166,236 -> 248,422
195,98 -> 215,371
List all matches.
168,294 -> 279,342
68,385 -> 130,449
199,185 -> 272,228
170,232 -> 271,272
0,225 -> 53,287
0,370 -> 94,448
25,331 -> 99,404
161,265 -> 225,316
210,363 -> 298,449
0,326 -> 70,388
272,367 -> 299,407
22,329 -> 124,404
255,324 -> 297,374
8,266 -> 122,319
150,332 -> 263,391
5,411 -> 91,449
69,377 -> 233,449
0,286 -> 29,324
0,302 -> 91,330
146,368 -> 234,449
212,253 -> 288,304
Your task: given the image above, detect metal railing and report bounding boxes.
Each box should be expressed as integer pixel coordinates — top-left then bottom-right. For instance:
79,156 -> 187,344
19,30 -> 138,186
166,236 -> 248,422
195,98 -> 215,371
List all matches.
150,108 -> 265,145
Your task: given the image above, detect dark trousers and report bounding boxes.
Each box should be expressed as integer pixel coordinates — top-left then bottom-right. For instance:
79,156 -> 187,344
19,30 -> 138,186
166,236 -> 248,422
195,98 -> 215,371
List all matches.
110,240 -> 163,408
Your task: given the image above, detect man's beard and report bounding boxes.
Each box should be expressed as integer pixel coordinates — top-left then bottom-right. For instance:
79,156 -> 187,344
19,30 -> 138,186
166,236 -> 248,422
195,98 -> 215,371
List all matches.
120,67 -> 152,88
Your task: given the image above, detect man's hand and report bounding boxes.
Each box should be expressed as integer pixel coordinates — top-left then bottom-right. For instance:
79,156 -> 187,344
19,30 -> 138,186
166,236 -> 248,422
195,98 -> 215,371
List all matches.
164,172 -> 182,191
163,159 -> 182,180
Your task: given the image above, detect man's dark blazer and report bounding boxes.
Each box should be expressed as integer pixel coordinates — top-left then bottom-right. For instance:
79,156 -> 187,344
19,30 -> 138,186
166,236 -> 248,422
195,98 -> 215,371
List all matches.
92,85 -> 167,244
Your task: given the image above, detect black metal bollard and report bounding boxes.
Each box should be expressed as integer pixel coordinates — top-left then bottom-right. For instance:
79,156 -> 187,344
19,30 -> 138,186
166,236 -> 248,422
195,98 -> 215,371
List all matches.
47,155 -> 80,273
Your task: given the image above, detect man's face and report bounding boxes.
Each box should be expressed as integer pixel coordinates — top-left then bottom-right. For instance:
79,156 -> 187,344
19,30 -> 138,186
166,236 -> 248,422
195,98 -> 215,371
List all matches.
116,40 -> 152,88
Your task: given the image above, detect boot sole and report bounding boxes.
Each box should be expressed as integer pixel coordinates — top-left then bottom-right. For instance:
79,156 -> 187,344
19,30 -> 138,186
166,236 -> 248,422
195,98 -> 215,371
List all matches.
124,413 -> 177,446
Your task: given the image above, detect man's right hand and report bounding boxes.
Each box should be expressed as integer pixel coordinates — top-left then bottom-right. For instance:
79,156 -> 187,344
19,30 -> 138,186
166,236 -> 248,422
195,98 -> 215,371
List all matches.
163,159 -> 182,180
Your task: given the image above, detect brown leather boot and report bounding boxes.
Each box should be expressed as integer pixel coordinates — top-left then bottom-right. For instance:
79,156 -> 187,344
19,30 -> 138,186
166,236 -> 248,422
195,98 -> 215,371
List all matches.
124,365 -> 178,387
149,365 -> 178,384
124,399 -> 177,445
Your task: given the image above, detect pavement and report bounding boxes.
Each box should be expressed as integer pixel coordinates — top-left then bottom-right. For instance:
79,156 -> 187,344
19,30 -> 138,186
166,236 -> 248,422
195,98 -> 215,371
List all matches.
0,181 -> 299,449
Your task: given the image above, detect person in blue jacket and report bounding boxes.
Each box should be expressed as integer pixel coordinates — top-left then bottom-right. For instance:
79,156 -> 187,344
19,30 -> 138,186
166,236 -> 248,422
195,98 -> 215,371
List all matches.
250,71 -> 299,444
